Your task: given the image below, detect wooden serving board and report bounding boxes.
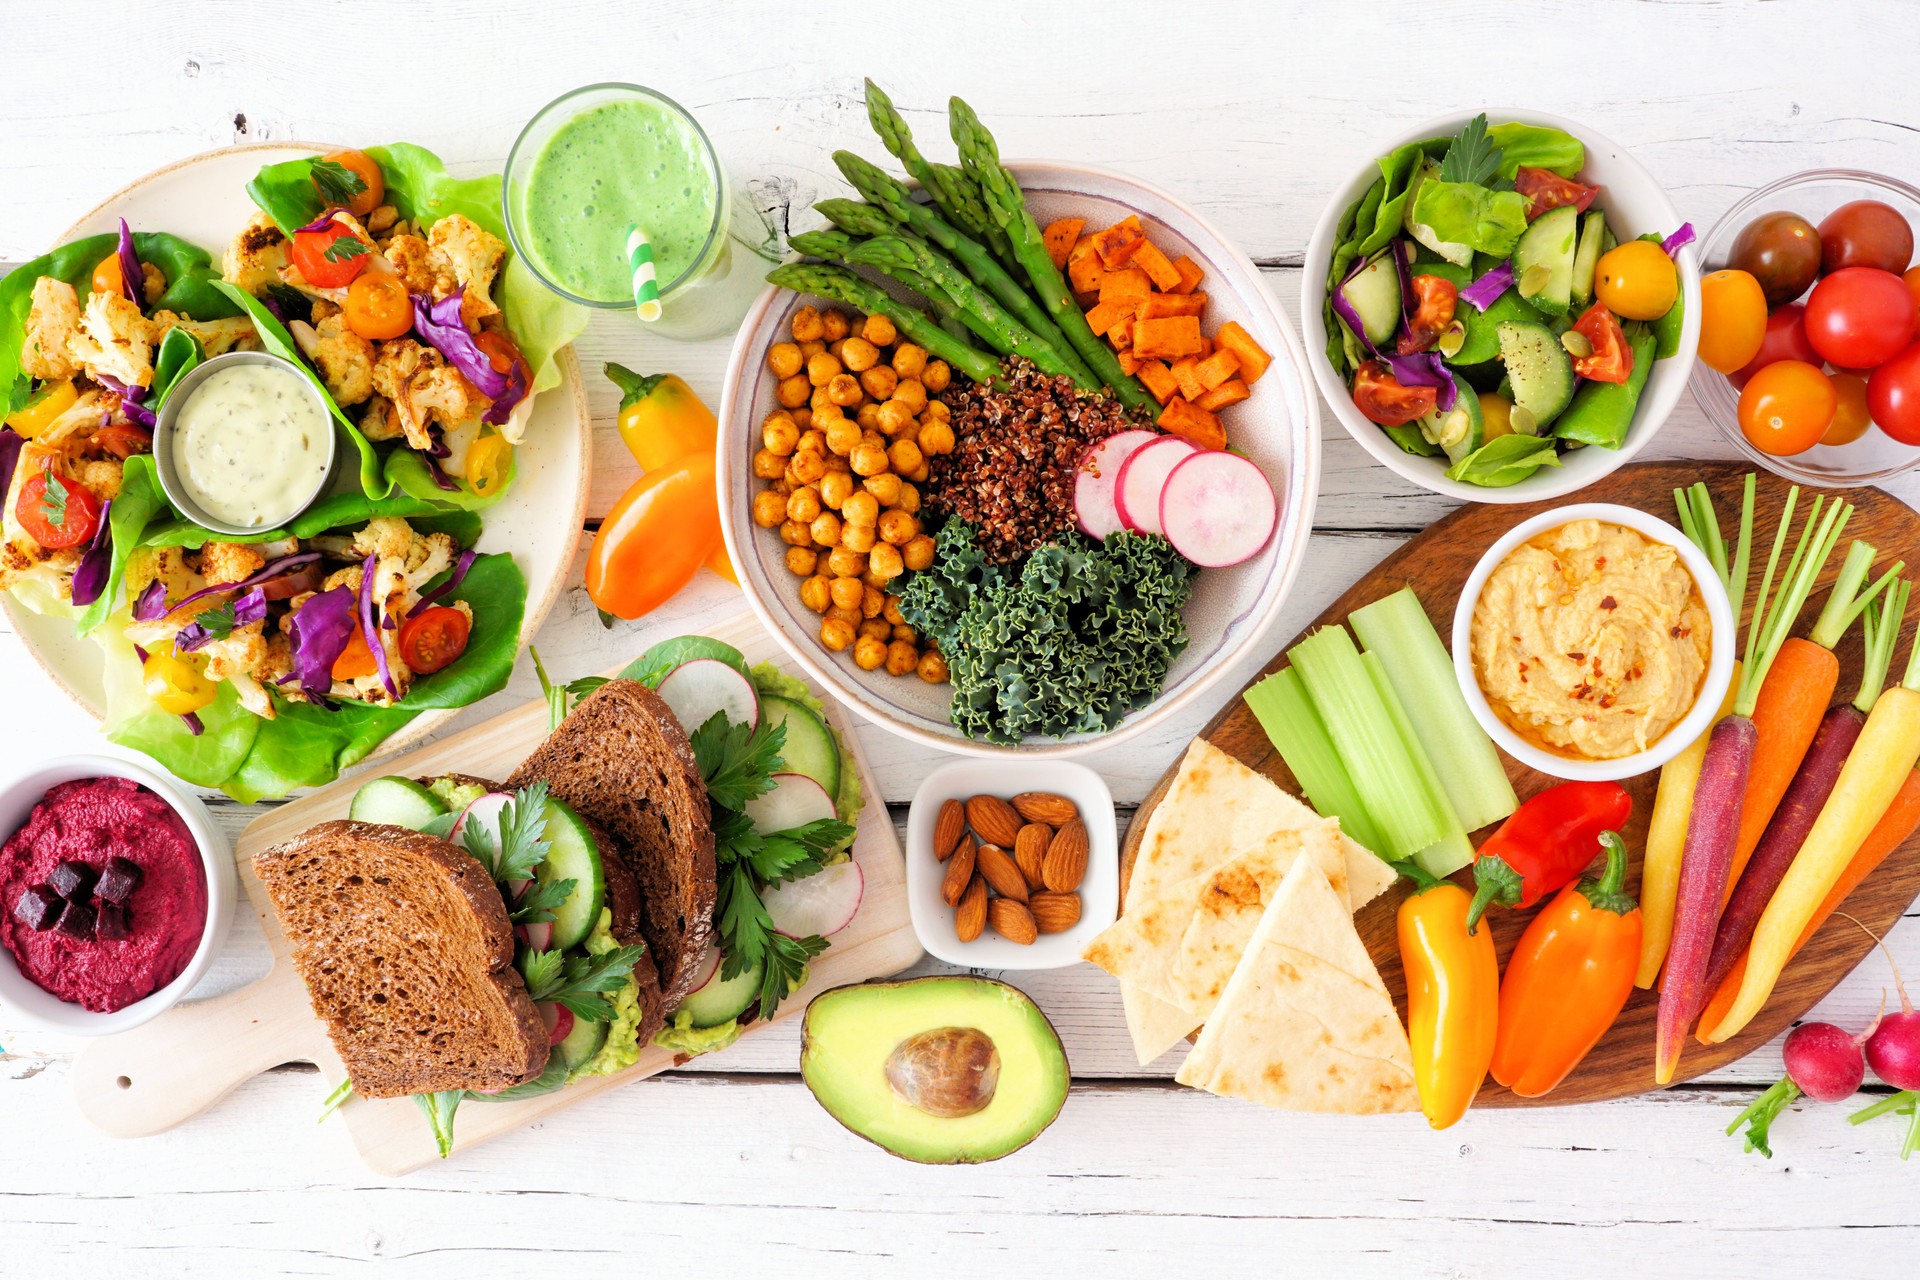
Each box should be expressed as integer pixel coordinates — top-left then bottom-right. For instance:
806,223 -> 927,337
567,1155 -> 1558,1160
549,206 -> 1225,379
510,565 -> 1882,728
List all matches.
67,613 -> 923,1172
1122,461 -> 1920,1107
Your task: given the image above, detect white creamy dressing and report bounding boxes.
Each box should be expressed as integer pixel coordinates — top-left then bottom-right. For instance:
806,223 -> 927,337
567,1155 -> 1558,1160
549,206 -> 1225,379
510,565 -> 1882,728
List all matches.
171,363 -> 331,529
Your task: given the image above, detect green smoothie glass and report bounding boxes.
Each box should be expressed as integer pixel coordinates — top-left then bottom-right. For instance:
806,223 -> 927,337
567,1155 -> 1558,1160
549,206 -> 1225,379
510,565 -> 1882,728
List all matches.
504,83 -> 779,341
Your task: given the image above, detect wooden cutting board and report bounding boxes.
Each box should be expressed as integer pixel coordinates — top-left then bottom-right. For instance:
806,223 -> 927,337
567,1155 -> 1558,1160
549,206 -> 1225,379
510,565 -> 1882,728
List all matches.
1122,461 -> 1920,1107
67,612 -> 923,1172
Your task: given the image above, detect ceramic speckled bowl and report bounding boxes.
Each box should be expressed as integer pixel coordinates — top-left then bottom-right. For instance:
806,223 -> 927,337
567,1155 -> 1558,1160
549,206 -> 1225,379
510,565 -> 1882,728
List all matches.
718,161 -> 1319,757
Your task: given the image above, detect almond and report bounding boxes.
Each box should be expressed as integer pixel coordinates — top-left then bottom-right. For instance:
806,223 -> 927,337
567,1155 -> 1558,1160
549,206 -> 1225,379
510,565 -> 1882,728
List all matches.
1013,791 -> 1078,827
975,843 -> 1029,904
940,835 -> 977,906
1014,823 -> 1050,889
1029,891 -> 1082,934
955,875 -> 988,942
1043,819 -> 1090,893
988,897 -> 1038,945
966,795 -> 1023,848
932,798 -> 966,861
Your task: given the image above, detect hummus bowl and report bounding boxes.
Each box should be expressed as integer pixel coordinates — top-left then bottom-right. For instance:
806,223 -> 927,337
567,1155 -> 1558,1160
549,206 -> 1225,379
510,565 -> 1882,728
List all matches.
0,755 -> 235,1036
1451,503 -> 1735,783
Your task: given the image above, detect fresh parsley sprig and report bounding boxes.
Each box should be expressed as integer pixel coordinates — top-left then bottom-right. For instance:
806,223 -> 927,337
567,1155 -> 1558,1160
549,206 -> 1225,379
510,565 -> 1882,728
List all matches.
461,781 -> 552,885
1438,112 -> 1502,186
323,235 -> 370,264
520,943 -> 646,1021
509,876 -> 577,924
690,712 -> 786,811
38,467 -> 69,528
309,157 -> 368,207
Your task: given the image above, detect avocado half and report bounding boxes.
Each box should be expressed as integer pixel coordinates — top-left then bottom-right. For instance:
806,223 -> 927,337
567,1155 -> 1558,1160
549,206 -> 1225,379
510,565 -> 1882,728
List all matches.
799,976 -> 1069,1164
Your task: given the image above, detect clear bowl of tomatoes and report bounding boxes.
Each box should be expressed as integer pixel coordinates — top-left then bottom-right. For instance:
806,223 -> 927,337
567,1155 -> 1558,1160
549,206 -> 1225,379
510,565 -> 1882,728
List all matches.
1690,169 -> 1920,486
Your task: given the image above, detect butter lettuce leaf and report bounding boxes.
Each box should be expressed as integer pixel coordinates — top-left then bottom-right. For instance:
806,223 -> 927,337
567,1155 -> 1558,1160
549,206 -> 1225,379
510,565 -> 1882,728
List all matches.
1408,173 -> 1529,265
1487,122 -> 1585,179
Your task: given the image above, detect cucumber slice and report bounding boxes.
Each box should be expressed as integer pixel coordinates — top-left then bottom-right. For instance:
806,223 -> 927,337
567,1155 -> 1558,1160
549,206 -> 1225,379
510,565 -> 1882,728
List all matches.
762,696 -> 841,803
1570,210 -> 1609,309
347,776 -> 447,830
1339,249 -> 1403,348
678,953 -> 763,1028
534,798 -> 606,953
554,1007 -> 612,1073
1512,205 -> 1579,318
1416,374 -> 1486,463
1497,320 -> 1577,428
1453,288 -> 1544,366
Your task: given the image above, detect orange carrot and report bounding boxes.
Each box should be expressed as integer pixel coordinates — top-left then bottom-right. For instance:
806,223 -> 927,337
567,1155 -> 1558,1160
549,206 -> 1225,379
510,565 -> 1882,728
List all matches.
1723,637 -> 1838,903
1696,765 -> 1920,1043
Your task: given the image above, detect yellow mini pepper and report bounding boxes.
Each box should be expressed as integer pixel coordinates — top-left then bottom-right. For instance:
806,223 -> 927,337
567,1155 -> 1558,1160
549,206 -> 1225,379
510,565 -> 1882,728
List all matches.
1395,864 -> 1499,1130
605,362 -> 734,585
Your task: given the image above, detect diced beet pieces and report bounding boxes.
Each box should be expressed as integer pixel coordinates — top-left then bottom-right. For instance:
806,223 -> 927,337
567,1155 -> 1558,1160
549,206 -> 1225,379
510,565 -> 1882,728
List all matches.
55,899 -> 96,941
96,902 -> 132,942
47,859 -> 97,900
96,856 -> 143,904
14,884 -> 62,931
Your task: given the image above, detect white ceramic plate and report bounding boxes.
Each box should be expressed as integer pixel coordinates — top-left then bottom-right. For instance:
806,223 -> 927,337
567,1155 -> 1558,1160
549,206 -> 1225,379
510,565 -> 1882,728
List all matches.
719,161 -> 1319,757
2,143 -> 589,765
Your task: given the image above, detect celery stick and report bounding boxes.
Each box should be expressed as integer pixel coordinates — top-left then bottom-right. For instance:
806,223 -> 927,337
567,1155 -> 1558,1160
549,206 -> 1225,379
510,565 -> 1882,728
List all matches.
1244,668 -> 1388,856
1350,585 -> 1518,832
1287,626 -> 1451,860
1363,652 -> 1475,877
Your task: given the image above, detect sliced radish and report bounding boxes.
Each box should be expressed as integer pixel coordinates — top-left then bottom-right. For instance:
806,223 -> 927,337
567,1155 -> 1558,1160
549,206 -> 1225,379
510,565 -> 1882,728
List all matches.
763,861 -> 865,938
540,1002 -> 574,1046
1074,429 -> 1160,541
743,772 -> 837,832
1159,450 -> 1278,568
683,944 -> 722,996
451,791 -> 511,850
656,658 -> 759,733
1114,436 -> 1198,536
517,920 -> 554,953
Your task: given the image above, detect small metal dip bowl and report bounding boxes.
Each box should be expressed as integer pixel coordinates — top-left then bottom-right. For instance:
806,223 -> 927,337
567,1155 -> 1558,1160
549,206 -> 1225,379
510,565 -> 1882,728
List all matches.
152,350 -> 338,537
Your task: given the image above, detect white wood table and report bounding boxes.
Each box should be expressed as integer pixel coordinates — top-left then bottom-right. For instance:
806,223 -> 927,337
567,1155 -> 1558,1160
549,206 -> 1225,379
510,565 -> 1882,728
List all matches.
3,2 -> 1918,1272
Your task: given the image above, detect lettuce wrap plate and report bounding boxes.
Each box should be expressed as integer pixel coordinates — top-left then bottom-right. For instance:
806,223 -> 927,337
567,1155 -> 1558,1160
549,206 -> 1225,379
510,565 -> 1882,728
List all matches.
1,142 -> 592,773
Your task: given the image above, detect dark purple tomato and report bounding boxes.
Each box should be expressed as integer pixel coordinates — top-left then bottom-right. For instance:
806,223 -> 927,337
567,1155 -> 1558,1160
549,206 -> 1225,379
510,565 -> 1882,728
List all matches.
1730,210 -> 1823,307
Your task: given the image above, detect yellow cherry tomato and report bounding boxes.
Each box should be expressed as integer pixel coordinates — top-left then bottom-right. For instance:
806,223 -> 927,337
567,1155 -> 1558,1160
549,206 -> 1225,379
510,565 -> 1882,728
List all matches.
1594,240 -> 1680,321
91,254 -> 127,299
141,646 -> 216,717
344,271 -> 413,340
5,379 -> 79,437
1697,269 -> 1769,374
465,432 -> 514,499
1824,372 -> 1873,445
1477,392 -> 1515,439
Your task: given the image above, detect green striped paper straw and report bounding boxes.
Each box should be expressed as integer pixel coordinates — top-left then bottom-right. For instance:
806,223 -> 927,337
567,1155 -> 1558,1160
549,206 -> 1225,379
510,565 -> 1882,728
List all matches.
626,224 -> 662,322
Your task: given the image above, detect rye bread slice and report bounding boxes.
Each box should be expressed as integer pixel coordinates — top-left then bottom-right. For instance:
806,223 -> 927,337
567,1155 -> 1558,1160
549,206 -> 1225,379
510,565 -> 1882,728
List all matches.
252,820 -> 548,1099
506,679 -> 717,1007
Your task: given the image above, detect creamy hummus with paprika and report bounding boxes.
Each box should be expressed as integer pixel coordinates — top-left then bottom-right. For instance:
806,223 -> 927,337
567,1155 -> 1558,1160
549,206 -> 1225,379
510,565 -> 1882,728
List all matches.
1470,519 -> 1712,760
1,777 -> 207,1012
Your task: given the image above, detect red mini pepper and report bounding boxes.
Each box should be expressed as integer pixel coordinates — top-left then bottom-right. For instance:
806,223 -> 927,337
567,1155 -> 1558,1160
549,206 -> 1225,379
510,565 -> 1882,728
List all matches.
1464,780 -> 1631,932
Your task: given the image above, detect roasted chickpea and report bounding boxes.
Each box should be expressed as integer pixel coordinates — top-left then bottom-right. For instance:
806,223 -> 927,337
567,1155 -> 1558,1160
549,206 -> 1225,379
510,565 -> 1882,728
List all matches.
878,508 -> 919,545
859,618 -> 892,643
797,427 -> 827,455
861,313 -> 897,346
860,365 -> 898,402
892,623 -> 917,643
808,386 -> 836,416
876,399 -> 913,435
819,617 -> 855,651
850,442 -> 889,477
790,306 -> 824,342
826,603 -> 864,628
862,585 -> 886,618
763,415 -> 800,456
783,486 -> 819,524
923,398 -> 950,422
894,418 -> 920,446
892,343 -> 926,379
752,490 -> 787,528
823,452 -> 852,474
868,542 -> 904,581
906,459 -> 931,483
827,373 -> 863,407
883,596 -> 907,626
827,337 -> 849,363
819,471 -> 854,509
778,519 -> 814,548
885,639 -> 919,676
752,448 -> 786,480
821,309 -> 851,341
767,342 -> 804,378
918,420 -> 955,456
892,379 -> 927,414
806,352 -> 841,387
809,511 -> 842,548
785,546 -> 818,576
861,568 -> 889,590
790,406 -> 813,431
799,574 -> 832,613
902,533 -> 937,571
862,472 -> 902,506
827,547 -> 868,578
897,482 -> 921,514
824,416 -> 861,457
768,476 -> 792,496
788,450 -> 827,485
841,490 -> 880,527
889,439 -> 924,474
922,359 -> 951,392
841,336 -> 879,373
799,339 -> 827,361
853,635 -> 887,670
776,375 -> 810,409
840,521 -> 877,553
830,577 -> 865,611
855,402 -> 883,432
917,649 -> 950,683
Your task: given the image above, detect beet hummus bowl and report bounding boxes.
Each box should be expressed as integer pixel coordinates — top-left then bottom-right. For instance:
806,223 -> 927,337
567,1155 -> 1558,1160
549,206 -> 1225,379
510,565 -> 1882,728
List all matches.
0,756 -> 234,1035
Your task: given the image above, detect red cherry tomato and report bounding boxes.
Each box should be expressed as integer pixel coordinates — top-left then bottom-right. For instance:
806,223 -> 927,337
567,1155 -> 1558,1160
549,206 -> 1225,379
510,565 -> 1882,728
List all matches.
1398,274 -> 1458,355
1865,341 -> 1920,445
1569,304 -> 1632,383
399,606 -> 472,675
1730,304 -> 1822,388
289,216 -> 373,290
1352,360 -> 1436,427
14,468 -> 103,549
1803,267 -> 1916,370
87,421 -> 153,460
1738,360 -> 1837,456
1513,167 -> 1599,221
1824,372 -> 1873,445
1818,200 -> 1915,275
1904,264 -> 1920,330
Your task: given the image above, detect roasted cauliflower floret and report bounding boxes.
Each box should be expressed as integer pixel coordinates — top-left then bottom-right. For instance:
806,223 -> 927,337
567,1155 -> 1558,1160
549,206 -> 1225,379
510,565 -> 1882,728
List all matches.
67,291 -> 156,388
199,540 -> 268,587
427,214 -> 505,323
370,340 -> 489,450
358,394 -> 404,442
152,311 -> 258,358
384,235 -> 456,300
22,278 -> 83,381
125,545 -> 200,607
289,312 -> 374,406
348,517 -> 417,564
224,212 -> 291,295
73,458 -> 125,501
34,389 -> 119,449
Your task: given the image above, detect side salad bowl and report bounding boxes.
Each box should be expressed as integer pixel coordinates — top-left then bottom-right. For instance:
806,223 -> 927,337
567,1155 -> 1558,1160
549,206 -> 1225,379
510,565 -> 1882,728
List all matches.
1303,109 -> 1701,504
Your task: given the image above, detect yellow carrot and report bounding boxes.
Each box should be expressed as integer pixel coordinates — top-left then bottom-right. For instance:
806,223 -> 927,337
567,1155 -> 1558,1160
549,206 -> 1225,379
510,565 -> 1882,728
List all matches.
1637,670 -> 1741,988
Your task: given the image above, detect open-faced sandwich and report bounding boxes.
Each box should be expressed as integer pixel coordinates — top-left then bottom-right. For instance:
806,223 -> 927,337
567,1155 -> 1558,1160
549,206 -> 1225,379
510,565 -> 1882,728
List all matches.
252,635 -> 863,1157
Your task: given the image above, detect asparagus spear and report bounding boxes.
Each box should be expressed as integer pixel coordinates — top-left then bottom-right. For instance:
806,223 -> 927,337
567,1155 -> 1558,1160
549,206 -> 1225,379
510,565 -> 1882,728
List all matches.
845,234 -> 1092,385
864,79 -> 1018,267
787,228 -> 865,261
790,224 -> 976,347
949,96 -> 1156,413
765,263 -> 1001,386
831,154 -> 1097,386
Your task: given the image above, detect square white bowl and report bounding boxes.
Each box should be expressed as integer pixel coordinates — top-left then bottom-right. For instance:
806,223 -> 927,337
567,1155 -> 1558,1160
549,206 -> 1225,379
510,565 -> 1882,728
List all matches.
904,759 -> 1118,969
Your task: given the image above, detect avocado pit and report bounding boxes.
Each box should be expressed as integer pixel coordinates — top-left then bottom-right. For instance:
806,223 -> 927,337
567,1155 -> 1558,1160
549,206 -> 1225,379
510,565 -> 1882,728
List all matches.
885,1025 -> 1001,1118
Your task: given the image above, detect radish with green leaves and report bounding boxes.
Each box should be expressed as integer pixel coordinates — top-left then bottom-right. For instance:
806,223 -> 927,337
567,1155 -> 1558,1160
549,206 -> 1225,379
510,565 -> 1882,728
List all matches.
1727,1017 -> 1878,1158
1848,926 -> 1920,1158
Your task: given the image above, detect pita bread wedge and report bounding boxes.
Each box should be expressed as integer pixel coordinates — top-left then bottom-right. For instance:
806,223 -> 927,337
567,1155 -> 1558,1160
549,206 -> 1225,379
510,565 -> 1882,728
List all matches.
1176,856 -> 1417,1114
1120,981 -> 1202,1066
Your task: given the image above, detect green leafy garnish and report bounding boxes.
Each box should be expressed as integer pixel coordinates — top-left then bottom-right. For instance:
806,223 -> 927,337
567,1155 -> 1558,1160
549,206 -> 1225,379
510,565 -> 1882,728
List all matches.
323,235 -> 370,264
317,1077 -> 354,1124
38,468 -> 69,528
690,712 -> 786,812
530,646 -> 608,732
189,601 -> 239,642
509,876 -> 577,924
1438,113 -> 1501,186
520,943 -> 646,1021
308,158 -> 368,207
413,1090 -> 464,1159
461,781 -> 551,885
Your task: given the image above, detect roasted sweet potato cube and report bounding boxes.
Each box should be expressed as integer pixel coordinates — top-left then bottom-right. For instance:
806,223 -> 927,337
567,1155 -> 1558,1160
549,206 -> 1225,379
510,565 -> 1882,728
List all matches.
1194,378 -> 1251,412
1169,255 -> 1205,294
1116,349 -> 1142,375
1090,216 -> 1146,268
1084,299 -> 1132,335
1133,315 -> 1205,361
1215,321 -> 1271,383
1099,267 -> 1152,306
1139,291 -> 1208,321
1157,397 -> 1227,451
1068,248 -> 1108,297
1195,349 -> 1242,390
1130,239 -> 1184,292
1170,355 -> 1208,402
1108,319 -> 1134,350
1136,359 -> 1178,403
1195,336 -> 1214,359
1043,218 -> 1086,270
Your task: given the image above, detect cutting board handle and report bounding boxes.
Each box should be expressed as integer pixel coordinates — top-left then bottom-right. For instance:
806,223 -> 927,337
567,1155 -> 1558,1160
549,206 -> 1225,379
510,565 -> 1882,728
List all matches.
69,962 -> 326,1138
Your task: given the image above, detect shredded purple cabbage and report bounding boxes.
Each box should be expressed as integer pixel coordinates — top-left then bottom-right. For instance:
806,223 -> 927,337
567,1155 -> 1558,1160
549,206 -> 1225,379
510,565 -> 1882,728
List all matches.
1662,223 -> 1697,255
426,427 -> 452,459
70,499 -> 113,607
411,291 -> 508,399
357,552 -> 398,699
483,355 -> 529,426
177,586 -> 268,652
287,586 -> 356,702
409,549 -> 477,618
0,428 -> 22,505
162,552 -> 322,616
133,580 -> 168,622
180,712 -> 204,736
1460,261 -> 1516,312
96,374 -> 157,429
116,219 -> 142,308
1332,247 -> 1456,412
261,294 -> 291,325
295,213 -> 339,235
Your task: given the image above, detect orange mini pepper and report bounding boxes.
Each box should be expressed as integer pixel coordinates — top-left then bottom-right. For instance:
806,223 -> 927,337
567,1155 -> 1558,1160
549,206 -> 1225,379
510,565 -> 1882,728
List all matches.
1395,867 -> 1499,1130
1490,831 -> 1642,1098
586,452 -> 720,620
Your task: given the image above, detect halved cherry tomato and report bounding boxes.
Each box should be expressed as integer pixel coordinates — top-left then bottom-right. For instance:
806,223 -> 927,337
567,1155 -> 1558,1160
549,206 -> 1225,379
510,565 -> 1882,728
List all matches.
1824,372 -> 1873,445
344,272 -> 413,340
289,216 -> 372,289
1731,304 -> 1822,388
332,628 -> 377,681
15,468 -> 102,549
260,563 -> 327,602
1513,167 -> 1599,221
1398,274 -> 1458,355
1697,269 -> 1769,374
141,645 -> 215,718
1352,360 -> 1436,427
587,453 -> 720,620
464,432 -> 514,498
1866,341 -> 1920,445
1570,304 -> 1632,383
1738,360 -> 1836,456
315,149 -> 385,218
474,331 -> 526,379
1594,241 -> 1678,321
88,422 -> 153,460
399,606 -> 470,675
